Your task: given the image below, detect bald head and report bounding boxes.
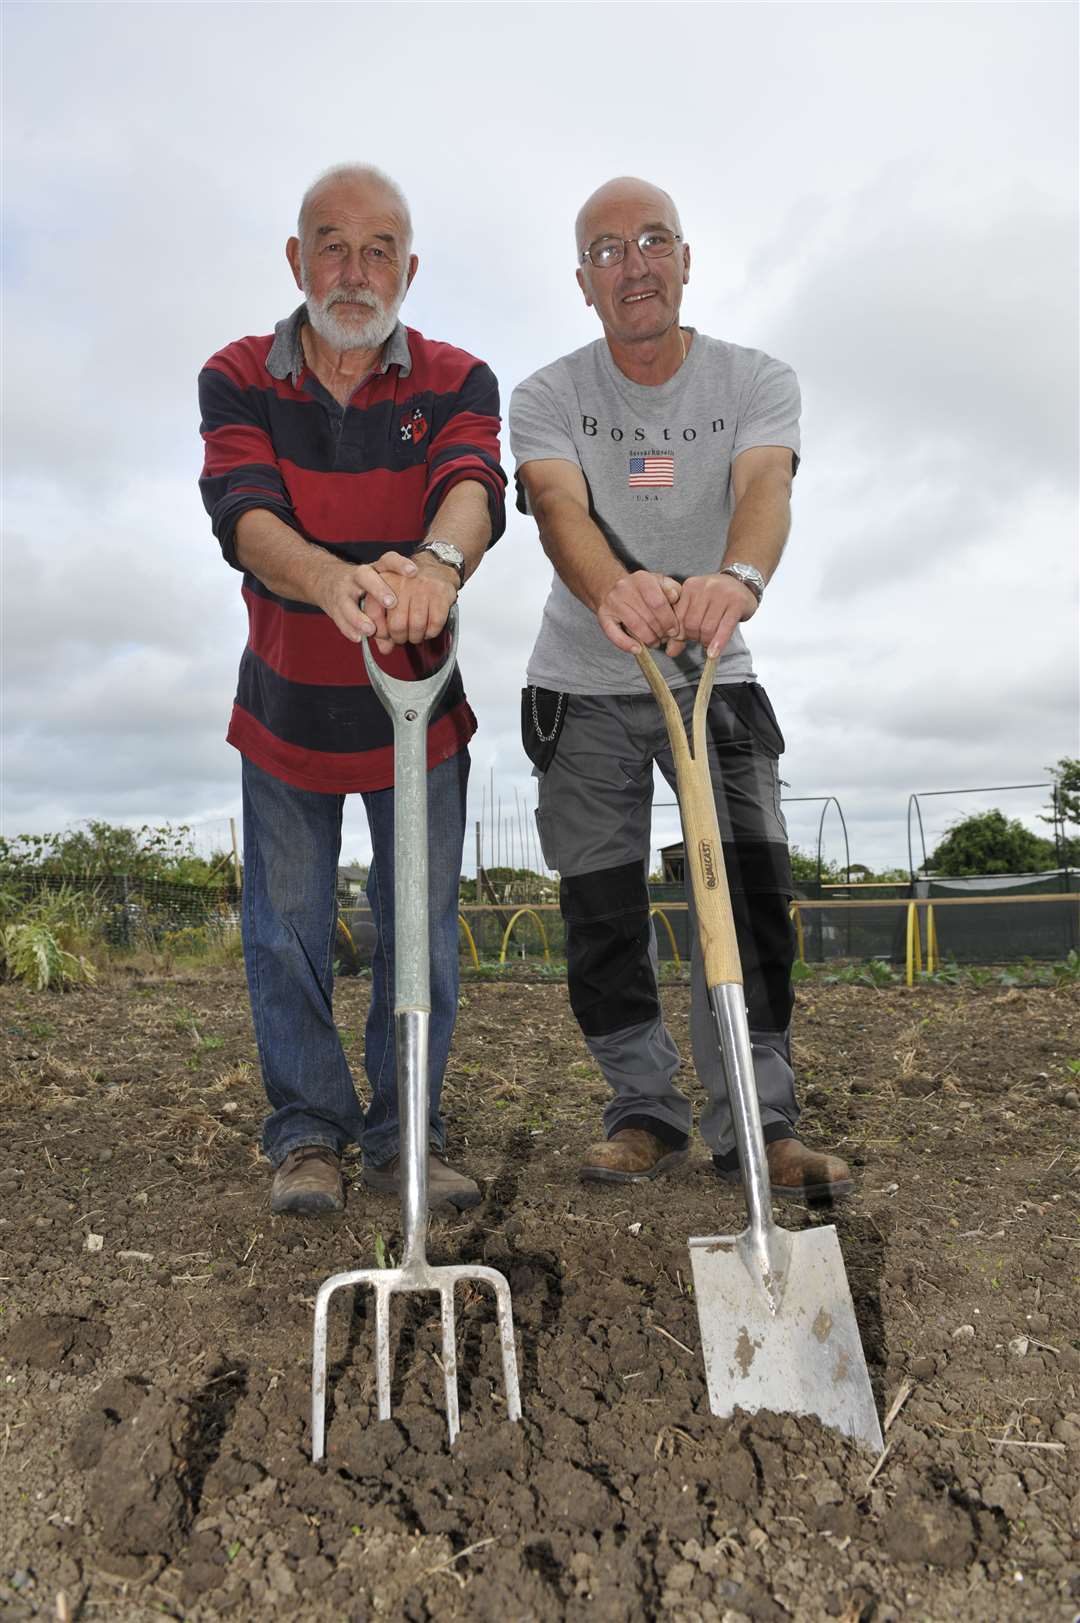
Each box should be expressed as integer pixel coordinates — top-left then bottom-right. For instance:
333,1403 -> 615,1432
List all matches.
575,176 -> 682,256
298,163 -> 413,254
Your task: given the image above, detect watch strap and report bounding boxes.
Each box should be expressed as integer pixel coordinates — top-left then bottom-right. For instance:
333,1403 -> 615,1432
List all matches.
719,563 -> 765,604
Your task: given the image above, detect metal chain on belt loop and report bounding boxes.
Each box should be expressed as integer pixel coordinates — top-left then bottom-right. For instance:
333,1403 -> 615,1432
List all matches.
530,687 -> 566,742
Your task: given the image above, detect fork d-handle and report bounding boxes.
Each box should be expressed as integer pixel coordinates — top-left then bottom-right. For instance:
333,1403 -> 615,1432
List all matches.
633,646 -> 776,1246
363,609 -> 461,1262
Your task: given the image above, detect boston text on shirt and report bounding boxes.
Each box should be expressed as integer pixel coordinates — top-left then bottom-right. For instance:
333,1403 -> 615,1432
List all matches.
581,415 -> 725,442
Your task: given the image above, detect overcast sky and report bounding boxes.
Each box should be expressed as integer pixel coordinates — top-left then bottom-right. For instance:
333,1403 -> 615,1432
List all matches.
4,1 -> 1077,875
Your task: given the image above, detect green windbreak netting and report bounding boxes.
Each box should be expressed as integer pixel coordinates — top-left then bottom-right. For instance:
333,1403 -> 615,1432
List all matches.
10,873 -> 241,947
11,870 -> 1078,967
916,873 -> 1079,964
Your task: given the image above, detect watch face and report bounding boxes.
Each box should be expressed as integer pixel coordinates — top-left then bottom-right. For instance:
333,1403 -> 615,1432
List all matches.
422,542 -> 464,583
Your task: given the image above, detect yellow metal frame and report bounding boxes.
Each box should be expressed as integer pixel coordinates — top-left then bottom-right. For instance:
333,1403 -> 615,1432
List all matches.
457,913 -> 480,970
905,901 -> 922,985
648,905 -> 681,965
498,907 -> 551,965
452,892 -> 1077,979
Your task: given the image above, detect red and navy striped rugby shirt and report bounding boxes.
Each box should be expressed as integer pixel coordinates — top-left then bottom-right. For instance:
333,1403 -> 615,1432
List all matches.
198,307 -> 506,793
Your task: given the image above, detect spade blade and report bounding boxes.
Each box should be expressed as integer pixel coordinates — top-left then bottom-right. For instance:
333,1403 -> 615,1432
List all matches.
689,1224 -> 883,1454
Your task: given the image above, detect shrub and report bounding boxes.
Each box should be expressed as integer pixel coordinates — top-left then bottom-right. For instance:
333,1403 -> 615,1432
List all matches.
0,884 -> 99,991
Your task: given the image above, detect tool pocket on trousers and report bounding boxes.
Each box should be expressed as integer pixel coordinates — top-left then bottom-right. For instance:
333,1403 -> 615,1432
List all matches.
521,686 -> 568,773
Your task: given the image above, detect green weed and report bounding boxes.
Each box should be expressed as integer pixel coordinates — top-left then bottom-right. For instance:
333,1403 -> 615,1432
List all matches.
373,1233 -> 397,1270
824,959 -> 898,988
1,922 -> 96,991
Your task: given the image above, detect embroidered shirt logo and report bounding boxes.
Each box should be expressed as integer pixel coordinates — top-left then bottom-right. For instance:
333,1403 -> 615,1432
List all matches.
628,453 -> 674,488
399,406 -> 429,445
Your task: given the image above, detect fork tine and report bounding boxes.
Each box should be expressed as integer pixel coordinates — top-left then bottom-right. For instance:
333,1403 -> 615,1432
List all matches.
375,1284 -> 393,1422
311,1279 -> 334,1462
492,1277 -> 523,1423
440,1284 -> 460,1445
311,1264 -> 520,1459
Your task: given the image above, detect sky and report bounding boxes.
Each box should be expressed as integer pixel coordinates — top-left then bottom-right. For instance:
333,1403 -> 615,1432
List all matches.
3,0 -> 1078,877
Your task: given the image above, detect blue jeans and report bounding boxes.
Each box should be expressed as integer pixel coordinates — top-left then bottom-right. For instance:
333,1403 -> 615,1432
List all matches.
240,750 -> 469,1168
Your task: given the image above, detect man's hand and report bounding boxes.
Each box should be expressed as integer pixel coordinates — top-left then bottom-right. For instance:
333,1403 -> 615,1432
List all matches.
311,550 -> 419,644
597,570 -> 684,653
674,571 -> 759,659
366,552 -> 458,654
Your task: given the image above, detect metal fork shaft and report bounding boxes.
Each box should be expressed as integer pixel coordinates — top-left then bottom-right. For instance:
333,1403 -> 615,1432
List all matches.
396,1008 -> 429,1267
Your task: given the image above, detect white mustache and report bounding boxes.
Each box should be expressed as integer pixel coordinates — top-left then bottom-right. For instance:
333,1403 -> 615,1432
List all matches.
324,291 -> 380,310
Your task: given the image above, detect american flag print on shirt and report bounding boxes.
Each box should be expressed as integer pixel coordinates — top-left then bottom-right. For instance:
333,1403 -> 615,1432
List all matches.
628,453 -> 674,488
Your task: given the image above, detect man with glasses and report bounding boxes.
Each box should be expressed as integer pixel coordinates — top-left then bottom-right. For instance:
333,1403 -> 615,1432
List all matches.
199,164 -> 505,1216
510,176 -> 853,1202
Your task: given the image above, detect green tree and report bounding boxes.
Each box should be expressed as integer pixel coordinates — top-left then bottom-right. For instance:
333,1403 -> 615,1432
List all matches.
0,822 -> 236,886
1045,757 -> 1080,823
1040,758 -> 1080,864
927,810 -> 1056,876
788,845 -> 846,885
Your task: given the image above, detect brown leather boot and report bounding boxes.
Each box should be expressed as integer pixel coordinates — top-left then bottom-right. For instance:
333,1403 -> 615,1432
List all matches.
715,1137 -> 853,1205
270,1146 -> 345,1215
362,1151 -> 482,1213
580,1127 -> 689,1185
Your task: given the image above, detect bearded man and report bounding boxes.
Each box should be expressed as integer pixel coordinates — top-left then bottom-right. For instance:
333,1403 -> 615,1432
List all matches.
198,164 -> 505,1215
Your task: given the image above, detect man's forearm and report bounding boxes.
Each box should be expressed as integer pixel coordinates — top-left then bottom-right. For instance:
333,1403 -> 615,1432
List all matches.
532,489 -> 626,612
234,508 -> 415,645
234,508 -> 338,605
423,479 -> 492,583
721,474 -> 792,584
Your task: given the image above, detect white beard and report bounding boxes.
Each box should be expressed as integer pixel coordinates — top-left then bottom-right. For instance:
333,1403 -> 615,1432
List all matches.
303,273 -> 407,353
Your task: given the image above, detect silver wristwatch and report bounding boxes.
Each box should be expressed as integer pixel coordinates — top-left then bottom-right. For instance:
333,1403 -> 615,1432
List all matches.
719,562 -> 766,603
416,539 -> 465,588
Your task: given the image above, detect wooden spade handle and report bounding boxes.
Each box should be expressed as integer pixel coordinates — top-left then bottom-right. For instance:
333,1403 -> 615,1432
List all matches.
634,647 -> 743,988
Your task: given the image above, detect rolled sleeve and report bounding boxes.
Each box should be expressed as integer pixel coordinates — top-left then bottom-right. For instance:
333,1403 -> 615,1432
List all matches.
198,364 -> 300,569
423,362 -> 507,544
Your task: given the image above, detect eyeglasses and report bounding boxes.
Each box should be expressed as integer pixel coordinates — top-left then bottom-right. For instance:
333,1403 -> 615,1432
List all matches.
580,230 -> 682,270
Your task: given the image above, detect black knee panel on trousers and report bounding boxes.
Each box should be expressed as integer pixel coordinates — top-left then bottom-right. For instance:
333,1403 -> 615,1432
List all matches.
720,839 -> 795,1033
560,861 -> 658,1038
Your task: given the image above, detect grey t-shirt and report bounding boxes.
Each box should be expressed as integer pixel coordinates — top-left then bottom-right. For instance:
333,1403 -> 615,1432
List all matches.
509,330 -> 800,694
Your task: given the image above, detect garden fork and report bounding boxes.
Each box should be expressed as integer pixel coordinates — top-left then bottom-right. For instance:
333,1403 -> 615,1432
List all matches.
311,606 -> 522,1457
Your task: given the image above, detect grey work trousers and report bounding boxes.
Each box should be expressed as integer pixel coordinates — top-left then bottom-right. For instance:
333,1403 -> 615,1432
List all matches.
533,684 -> 799,1156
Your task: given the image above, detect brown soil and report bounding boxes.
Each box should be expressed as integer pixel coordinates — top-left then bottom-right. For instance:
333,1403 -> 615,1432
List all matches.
1,969 -> 1078,1621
